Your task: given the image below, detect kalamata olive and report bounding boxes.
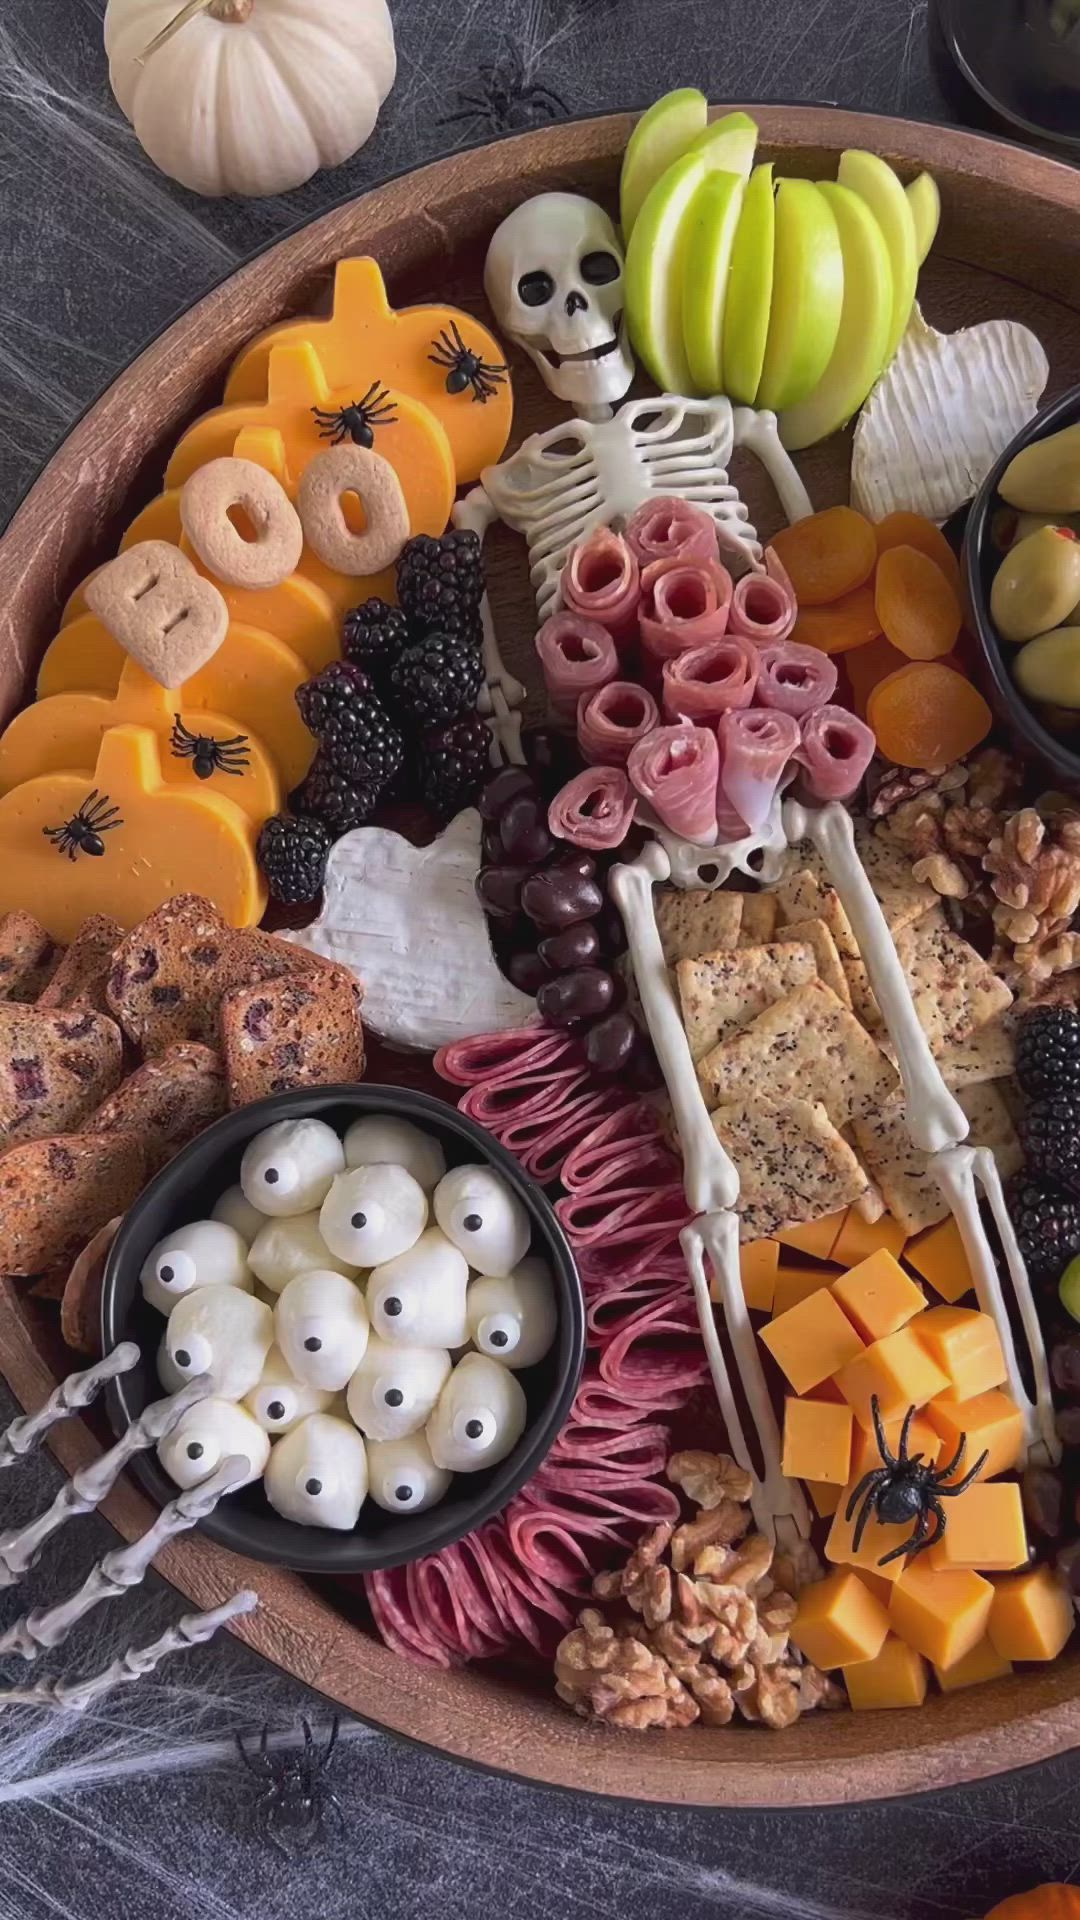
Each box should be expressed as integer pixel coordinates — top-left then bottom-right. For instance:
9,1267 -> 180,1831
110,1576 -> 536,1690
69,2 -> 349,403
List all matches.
1051,1335 -> 1080,1395
551,849 -> 597,882
1022,1464 -> 1064,1541
1000,420 -> 1080,515
585,1009 -> 638,1074
476,864 -> 531,919
596,899 -> 628,956
499,793 -> 555,867
508,951 -> 549,994
536,967 -> 614,1028
1056,1539 -> 1080,1598
521,868 -> 604,930
478,766 -> 537,821
1056,1403 -> 1080,1447
991,526 -> 1080,643
539,921 -> 600,971
623,1035 -> 664,1091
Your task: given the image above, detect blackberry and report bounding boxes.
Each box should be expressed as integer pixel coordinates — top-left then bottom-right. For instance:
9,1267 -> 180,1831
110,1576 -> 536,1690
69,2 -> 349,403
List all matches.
389,630 -> 484,731
1016,1005 -> 1080,1098
257,814 -> 331,905
419,713 -> 493,820
295,660 -> 372,734
396,530 -> 484,643
1021,1094 -> 1080,1195
1010,1175 -> 1080,1283
296,662 -> 404,790
293,753 -> 379,835
342,599 -> 410,690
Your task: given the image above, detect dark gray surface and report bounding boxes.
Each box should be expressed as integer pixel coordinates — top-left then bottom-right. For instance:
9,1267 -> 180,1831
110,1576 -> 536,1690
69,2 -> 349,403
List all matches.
0,3 -> 1077,1915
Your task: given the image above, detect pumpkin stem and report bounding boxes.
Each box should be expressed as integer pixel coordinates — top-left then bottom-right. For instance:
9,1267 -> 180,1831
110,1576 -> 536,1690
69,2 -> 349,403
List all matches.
208,0 -> 254,18
137,0 -> 252,64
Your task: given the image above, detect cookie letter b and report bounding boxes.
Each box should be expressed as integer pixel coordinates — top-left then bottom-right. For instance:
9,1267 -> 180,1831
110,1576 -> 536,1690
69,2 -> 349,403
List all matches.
85,542 -> 228,689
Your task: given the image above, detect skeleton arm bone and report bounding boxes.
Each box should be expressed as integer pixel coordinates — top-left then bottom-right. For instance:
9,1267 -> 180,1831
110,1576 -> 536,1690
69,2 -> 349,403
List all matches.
732,407 -> 813,530
452,484 -> 529,758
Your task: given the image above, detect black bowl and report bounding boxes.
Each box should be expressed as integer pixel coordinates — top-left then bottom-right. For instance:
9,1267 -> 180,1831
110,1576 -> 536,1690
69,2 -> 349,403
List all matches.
964,381 -> 1080,791
101,1084 -> 584,1574
930,0 -> 1080,157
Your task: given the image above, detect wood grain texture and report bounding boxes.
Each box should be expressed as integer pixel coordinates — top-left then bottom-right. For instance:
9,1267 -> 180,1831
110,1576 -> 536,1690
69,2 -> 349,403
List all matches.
0,107 -> 1078,1805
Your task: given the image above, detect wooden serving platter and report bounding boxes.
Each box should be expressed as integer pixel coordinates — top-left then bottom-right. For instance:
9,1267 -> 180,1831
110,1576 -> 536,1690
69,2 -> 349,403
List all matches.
1,107 -> 1079,1806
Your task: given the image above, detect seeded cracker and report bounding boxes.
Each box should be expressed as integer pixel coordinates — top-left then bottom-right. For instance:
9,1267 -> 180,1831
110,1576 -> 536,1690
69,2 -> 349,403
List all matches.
774,915 -> 851,1007
711,1097 -> 868,1242
737,894 -> 779,945
851,1083 -> 1023,1236
895,909 -> 1013,1054
676,940 -> 818,1062
654,888 -> 743,966
698,979 -> 900,1125
936,1016 -> 1015,1089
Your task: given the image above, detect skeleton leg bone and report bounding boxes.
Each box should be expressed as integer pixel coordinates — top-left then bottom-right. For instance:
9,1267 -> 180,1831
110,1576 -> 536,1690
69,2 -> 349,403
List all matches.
0,1343 -> 139,1471
0,1591 -> 258,1714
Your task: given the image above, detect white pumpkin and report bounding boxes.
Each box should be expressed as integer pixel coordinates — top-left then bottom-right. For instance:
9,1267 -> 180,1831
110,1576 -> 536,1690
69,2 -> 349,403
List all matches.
104,0 -> 397,200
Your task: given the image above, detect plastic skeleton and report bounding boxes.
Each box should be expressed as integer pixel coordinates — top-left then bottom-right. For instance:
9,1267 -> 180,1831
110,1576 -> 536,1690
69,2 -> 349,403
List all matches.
454,192 -> 814,763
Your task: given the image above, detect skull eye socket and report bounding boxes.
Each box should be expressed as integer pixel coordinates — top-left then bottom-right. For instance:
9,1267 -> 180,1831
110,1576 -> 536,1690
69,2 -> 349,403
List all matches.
580,250 -> 620,286
518,269 -> 555,308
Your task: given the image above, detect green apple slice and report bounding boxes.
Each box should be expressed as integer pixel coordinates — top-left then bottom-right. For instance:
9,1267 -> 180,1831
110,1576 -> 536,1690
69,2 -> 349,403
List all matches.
779,182 -> 893,450
837,149 -> 918,360
620,88 -> 707,239
682,170 -> 747,394
685,110 -> 757,180
755,179 -> 843,414
721,161 -> 775,405
906,171 -> 941,265
625,150 -> 707,392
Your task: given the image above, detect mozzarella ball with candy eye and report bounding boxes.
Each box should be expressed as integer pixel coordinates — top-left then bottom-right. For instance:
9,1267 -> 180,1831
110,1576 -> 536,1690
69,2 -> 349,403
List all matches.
243,1344 -> 336,1435
433,1165 -> 530,1277
165,1286 -> 273,1400
211,1184 -> 266,1245
240,1119 -> 344,1218
345,1332 -> 451,1440
343,1116 -> 446,1193
276,1270 -> 369,1391
367,1433 -> 451,1514
248,1210 -> 358,1295
366,1229 -> 469,1349
427,1352 -> 528,1473
319,1165 -> 427,1268
139,1220 -> 251,1317
264,1414 -> 367,1530
466,1258 -> 557,1370
157,1397 -> 269,1491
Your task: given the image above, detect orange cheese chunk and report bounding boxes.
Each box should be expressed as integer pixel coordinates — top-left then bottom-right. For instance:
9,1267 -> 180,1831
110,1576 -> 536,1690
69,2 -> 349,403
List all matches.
844,1633 -> 928,1710
888,1561 -> 994,1667
836,1326 -> 951,1430
927,1482 -> 1028,1571
760,1289 -> 865,1396
776,1212 -> 846,1260
781,1396 -> 853,1485
831,1248 -> 926,1341
858,1569 -> 896,1608
731,1240 -> 779,1313
903,1215 -> 974,1303
933,1634 -> 1013,1692
850,1410 -> 941,1480
914,1305 -> 1006,1401
808,1479 -> 842,1518
987,1565 -> 1075,1662
791,1569 -> 891,1670
831,1210 -> 907,1268
924,1390 -> 1024,1484
826,1482 -> 914,1584
773,1264 -> 837,1316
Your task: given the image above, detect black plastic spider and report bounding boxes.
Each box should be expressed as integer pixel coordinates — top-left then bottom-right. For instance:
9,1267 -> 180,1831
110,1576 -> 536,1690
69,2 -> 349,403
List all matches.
438,49 -> 568,133
429,321 -> 508,404
236,1718 -> 344,1858
311,383 -> 397,449
170,716 -> 250,780
41,790 -> 122,861
846,1395 -> 990,1566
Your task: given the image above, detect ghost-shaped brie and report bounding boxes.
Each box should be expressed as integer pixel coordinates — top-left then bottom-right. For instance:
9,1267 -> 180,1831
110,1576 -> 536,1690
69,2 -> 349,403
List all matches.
466,1258 -> 557,1370
165,1285 -> 273,1401
240,1118 -> 344,1217
248,1210 -> 358,1295
243,1343 -> 336,1435
345,1331 -> 451,1440
320,1164 -> 427,1268
367,1432 -> 451,1514
275,1269 -> 369,1391
433,1164 -> 530,1277
264,1413 -> 367,1530
211,1184 -> 267,1245
427,1352 -> 527,1473
157,1396 -> 269,1490
139,1220 -> 252,1317
366,1229 -> 468,1349
343,1116 -> 447,1193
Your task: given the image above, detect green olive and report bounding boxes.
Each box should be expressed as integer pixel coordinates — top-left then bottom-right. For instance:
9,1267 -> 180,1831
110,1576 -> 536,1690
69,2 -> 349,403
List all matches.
990,526 -> 1080,641
1000,421 -> 1080,514
1011,510 -> 1080,544
1015,626 -> 1080,709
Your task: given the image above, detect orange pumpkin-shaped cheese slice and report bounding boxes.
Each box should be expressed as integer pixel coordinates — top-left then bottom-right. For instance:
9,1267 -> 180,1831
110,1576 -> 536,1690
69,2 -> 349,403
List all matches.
224,257 -> 513,483
0,726 -> 266,942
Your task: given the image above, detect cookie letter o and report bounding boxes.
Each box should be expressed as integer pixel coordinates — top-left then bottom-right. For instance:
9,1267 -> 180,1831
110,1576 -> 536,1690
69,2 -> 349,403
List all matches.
85,542 -> 228,689
297,446 -> 410,576
180,457 -> 304,591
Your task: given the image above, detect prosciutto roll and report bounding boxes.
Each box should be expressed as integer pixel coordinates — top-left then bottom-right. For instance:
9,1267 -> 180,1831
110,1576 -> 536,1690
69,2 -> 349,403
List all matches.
535,613 -> 619,719
627,723 -> 719,844
624,496 -> 718,569
795,703 -> 876,804
577,681 -> 658,766
756,638 -> 838,717
715,707 -> 800,840
639,557 -> 734,676
727,546 -> 798,644
560,528 -> 641,647
548,766 -> 637,851
661,634 -> 759,723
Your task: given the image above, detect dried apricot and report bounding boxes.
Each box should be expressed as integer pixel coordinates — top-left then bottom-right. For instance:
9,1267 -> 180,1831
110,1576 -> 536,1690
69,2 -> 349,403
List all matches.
874,545 -> 962,661
842,634 -> 909,719
874,511 -> 961,593
791,581 -> 882,656
866,661 -> 992,769
770,506 -> 877,606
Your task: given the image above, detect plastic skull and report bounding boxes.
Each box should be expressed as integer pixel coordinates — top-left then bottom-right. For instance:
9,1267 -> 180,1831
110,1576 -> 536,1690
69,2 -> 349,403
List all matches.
367,1432 -> 451,1515
320,1164 -> 428,1268
157,1396 -> 269,1491
240,1118 -> 344,1218
365,1229 -> 469,1350
427,1352 -> 527,1474
264,1413 -> 368,1530
466,1258 -> 557,1371
275,1270 -> 369,1391
248,1209 -> 358,1295
345,1330 -> 451,1440
433,1164 -> 530,1278
165,1285 -> 273,1400
243,1344 -> 337,1435
139,1220 -> 252,1317
484,192 -> 633,411
343,1115 -> 447,1193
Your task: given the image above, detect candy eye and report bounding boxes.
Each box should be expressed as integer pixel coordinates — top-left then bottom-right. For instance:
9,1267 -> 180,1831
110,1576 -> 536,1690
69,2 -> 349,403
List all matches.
462,1213 -> 483,1232
385,1477 -> 422,1510
452,1406 -> 496,1452
259,1156 -> 299,1197
186,1441 -> 204,1461
296,1467 -> 337,1502
259,1390 -> 296,1430
373,1288 -> 416,1333
478,1312 -> 519,1356
169,1332 -> 212,1375
156,1250 -> 196,1292
379,1378 -> 412,1410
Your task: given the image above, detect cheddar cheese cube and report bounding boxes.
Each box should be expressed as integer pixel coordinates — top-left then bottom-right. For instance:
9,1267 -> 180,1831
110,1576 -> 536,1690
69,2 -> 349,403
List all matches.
934,1635 -> 1013,1692
888,1561 -> 994,1667
791,1569 -> 890,1669
760,1289 -> 865,1395
850,1410 -> 941,1480
905,1215 -> 973,1304
781,1396 -> 853,1485
735,1240 -> 779,1314
836,1327 -> 951,1430
914,1306 -> 1006,1402
832,1210 -> 907,1269
926,1481 -> 1028,1572
988,1565 -> 1075,1662
831,1249 -> 926,1342
776,1212 -> 846,1261
808,1479 -> 842,1518
858,1569 -> 896,1608
773,1265 -> 837,1317
844,1633 -> 928,1710
924,1390 -> 1024,1484
826,1484 -> 914,1584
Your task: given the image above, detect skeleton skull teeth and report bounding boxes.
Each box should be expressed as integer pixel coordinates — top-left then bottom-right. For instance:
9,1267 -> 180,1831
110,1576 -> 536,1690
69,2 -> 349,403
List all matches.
484,192 -> 635,410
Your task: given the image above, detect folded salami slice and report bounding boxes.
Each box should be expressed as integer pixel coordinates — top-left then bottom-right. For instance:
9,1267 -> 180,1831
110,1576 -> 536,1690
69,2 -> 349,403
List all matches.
506,1495 -> 615,1587
365,1567 -> 456,1667
495,1085 -> 610,1161
598,1293 -> 712,1402
459,1062 -> 591,1130
548,1421 -> 671,1477
518,1090 -> 625,1183
661,633 -> 759,723
587,1278 -> 696,1339
577,682 -> 659,766
435,1025 -> 567,1088
625,496 -> 718,569
560,527 -> 641,646
572,1370 -> 695,1426
560,1099 -> 668,1191
796,702 -> 877,803
557,1180 -> 690,1245
715,706 -> 800,840
756,638 -> 838,717
575,1222 -> 689,1285
548,766 -> 636,850
727,546 -> 798,644
535,613 -> 619,719
628,723 -> 720,843
639,557 -> 734,675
